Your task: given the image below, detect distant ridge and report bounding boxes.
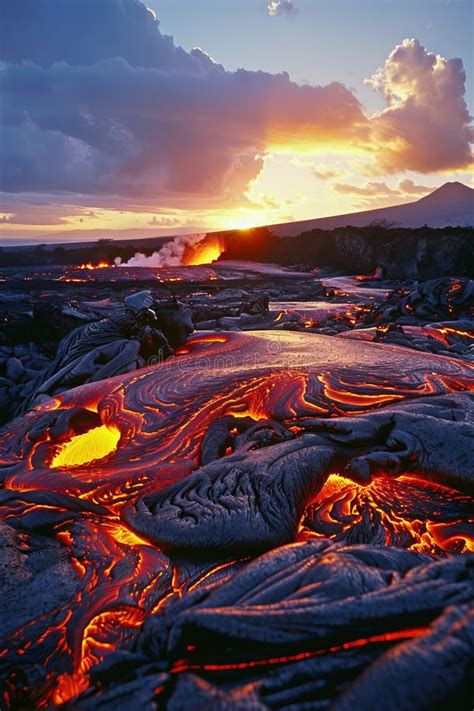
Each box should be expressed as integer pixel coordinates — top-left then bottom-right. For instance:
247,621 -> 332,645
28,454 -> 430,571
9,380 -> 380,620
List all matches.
270,182 -> 474,235
2,182 -> 472,250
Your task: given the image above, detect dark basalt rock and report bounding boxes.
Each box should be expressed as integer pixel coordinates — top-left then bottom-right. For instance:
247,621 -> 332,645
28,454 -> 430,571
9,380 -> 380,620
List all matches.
331,604 -> 474,711
123,434 -> 344,555
362,277 -> 473,326
5,357 -> 26,383
308,392 -> 474,494
17,294 -> 194,415
221,225 -> 474,280
123,392 -> 474,556
75,541 -> 474,710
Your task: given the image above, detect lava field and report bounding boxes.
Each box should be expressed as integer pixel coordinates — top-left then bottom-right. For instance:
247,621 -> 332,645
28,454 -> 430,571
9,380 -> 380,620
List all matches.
0,264 -> 472,709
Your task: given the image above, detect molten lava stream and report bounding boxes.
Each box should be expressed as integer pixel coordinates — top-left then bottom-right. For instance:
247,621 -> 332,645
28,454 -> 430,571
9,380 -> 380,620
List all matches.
48,518 -> 170,706
300,474 -> 474,555
78,261 -> 110,270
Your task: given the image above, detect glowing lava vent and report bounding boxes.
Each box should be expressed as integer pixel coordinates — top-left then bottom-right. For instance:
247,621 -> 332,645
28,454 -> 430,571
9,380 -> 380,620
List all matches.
183,235 -> 224,265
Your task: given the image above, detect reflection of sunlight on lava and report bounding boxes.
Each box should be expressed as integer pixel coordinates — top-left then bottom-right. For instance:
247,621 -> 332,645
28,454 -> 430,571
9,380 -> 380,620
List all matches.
50,425 -> 120,468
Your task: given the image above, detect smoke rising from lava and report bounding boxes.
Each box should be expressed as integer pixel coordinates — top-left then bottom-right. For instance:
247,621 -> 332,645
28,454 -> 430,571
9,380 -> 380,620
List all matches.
116,232 -> 224,267
116,233 -> 207,268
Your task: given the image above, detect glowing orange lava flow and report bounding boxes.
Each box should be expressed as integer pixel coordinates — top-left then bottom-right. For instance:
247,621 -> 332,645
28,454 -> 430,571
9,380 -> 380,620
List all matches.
53,607 -> 145,705
171,627 -> 428,674
300,474 -> 474,555
183,236 -> 224,265
50,425 -> 121,468
78,261 -> 111,270
57,276 -> 87,282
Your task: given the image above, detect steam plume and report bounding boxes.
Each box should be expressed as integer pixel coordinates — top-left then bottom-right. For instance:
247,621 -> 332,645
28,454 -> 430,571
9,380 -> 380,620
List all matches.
116,233 -> 206,267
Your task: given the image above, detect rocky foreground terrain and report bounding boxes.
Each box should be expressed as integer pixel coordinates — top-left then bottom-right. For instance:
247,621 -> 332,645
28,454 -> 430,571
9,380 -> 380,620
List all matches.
0,261 -> 473,709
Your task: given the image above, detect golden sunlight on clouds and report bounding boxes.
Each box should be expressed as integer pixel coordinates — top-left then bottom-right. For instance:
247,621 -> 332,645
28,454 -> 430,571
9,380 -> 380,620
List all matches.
1,30 -> 471,243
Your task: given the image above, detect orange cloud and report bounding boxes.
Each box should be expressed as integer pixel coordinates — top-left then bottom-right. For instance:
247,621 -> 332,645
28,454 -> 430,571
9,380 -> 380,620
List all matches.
333,181 -> 400,197
398,178 -> 431,195
313,168 -> 343,180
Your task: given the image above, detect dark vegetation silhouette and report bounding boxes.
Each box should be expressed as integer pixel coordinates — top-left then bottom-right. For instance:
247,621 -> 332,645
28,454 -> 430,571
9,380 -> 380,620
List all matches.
219,225 -> 474,279
1,226 -> 472,279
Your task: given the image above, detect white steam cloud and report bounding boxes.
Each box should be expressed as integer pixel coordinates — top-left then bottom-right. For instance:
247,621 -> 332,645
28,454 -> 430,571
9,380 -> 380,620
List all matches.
115,233 -> 206,267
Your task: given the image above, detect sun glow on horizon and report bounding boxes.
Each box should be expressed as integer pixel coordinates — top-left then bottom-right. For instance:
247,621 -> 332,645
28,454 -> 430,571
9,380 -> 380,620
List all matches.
223,213 -> 275,231
1,152 -> 472,245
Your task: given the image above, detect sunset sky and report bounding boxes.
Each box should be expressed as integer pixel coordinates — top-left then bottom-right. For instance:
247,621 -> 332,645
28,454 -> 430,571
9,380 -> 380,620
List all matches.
0,0 -> 472,244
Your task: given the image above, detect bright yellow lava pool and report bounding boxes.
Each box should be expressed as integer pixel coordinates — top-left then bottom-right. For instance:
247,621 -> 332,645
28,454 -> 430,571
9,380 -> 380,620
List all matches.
50,425 -> 121,468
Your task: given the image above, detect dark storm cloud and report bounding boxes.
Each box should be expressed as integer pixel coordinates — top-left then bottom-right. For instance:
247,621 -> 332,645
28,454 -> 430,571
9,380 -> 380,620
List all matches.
0,1 -> 471,208
0,0 -> 365,203
0,0 -> 193,69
